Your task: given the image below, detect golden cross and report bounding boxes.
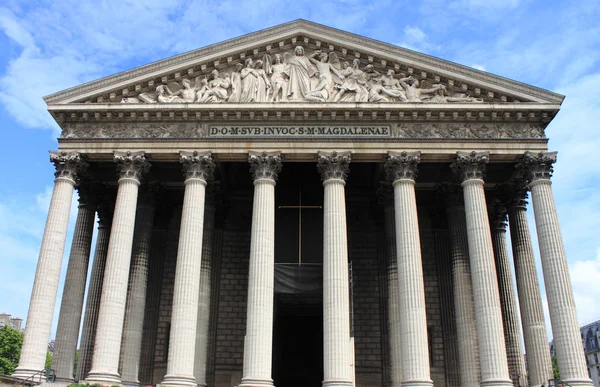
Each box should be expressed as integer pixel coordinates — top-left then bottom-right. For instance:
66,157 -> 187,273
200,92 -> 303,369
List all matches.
278,191 -> 322,265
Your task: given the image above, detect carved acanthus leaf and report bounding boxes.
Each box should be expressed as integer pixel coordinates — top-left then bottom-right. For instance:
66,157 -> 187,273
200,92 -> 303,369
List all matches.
50,151 -> 88,182
248,151 -> 282,181
516,151 -> 557,183
317,151 -> 351,182
451,151 -> 489,182
114,151 -> 151,182
384,151 -> 421,182
180,151 -> 216,182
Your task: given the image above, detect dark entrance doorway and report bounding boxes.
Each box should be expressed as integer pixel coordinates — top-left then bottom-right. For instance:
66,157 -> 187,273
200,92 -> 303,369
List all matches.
272,294 -> 323,387
273,164 -> 324,387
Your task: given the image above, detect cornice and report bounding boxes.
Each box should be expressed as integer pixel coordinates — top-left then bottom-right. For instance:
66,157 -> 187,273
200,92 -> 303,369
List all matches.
49,102 -> 559,126
43,20 -> 564,105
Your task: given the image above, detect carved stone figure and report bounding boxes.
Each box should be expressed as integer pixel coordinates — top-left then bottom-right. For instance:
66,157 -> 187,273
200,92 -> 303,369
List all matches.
369,78 -> 399,103
308,51 -> 343,96
380,70 -> 409,102
334,59 -> 368,102
199,70 -> 230,103
283,46 -> 314,101
267,54 -> 288,102
305,74 -> 330,102
426,85 -> 484,103
398,76 -> 444,102
241,58 -> 259,102
253,60 -> 271,103
228,63 -> 244,102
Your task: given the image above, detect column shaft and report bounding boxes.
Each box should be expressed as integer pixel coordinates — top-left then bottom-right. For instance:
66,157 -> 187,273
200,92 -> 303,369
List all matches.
163,151 -> 214,387
241,180 -> 276,386
531,180 -> 590,385
76,204 -> 112,381
240,152 -> 281,387
383,202 -> 403,387
462,180 -> 511,386
139,219 -> 169,385
323,179 -> 352,386
508,206 -> 552,387
52,192 -> 96,382
446,204 -> 480,387
519,151 -> 591,387
14,152 -> 83,381
385,151 -> 432,387
490,220 -> 527,387
120,192 -> 156,385
86,151 -> 149,384
195,200 -> 216,386
318,151 -> 353,387
452,151 -> 511,387
393,180 -> 431,387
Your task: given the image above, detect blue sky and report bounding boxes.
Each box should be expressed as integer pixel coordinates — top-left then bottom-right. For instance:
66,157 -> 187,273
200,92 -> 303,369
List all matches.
0,0 -> 599,341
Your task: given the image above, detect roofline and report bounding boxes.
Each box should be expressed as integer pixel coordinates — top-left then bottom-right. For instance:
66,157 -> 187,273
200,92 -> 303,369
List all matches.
44,19 -> 565,105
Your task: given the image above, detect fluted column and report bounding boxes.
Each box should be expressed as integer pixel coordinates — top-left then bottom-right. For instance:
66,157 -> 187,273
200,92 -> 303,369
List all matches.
86,151 -> 150,385
384,151 -> 432,387
506,185 -> 553,387
162,152 -> 215,387
120,187 -> 157,386
76,195 -> 114,381
240,151 -> 282,387
52,183 -> 97,382
317,151 -> 353,387
451,151 -> 512,387
194,189 -> 217,387
139,203 -> 170,385
489,204 -> 527,387
380,186 -> 403,387
14,152 -> 86,381
517,152 -> 592,387
442,186 -> 480,387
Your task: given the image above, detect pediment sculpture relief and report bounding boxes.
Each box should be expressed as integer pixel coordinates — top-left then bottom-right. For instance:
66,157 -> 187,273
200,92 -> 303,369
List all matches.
121,46 -> 485,104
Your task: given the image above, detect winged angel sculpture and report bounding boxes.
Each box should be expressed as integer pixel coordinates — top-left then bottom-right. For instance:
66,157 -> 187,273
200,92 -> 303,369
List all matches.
121,47 -> 485,104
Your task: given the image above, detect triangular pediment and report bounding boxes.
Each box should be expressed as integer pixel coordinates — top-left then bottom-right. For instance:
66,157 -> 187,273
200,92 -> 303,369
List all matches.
44,20 -> 563,106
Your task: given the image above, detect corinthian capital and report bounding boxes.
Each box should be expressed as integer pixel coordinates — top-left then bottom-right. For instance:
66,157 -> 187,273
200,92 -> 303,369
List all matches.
248,151 -> 282,182
50,151 -> 88,182
451,151 -> 489,182
516,151 -> 557,183
317,151 -> 351,182
384,151 -> 421,182
180,151 -> 215,182
488,199 -> 508,231
114,151 -> 151,182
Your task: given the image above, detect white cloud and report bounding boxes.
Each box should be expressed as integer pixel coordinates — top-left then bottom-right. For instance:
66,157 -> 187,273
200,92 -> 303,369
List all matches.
471,64 -> 486,71
570,249 -> 600,324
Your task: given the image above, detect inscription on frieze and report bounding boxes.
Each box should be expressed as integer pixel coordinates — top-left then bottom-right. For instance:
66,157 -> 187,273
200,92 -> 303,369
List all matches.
59,122 -> 544,140
208,125 -> 390,137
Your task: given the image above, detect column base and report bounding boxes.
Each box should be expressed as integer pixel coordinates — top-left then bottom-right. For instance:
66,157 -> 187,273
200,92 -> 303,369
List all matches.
121,379 -> 140,387
480,378 -> 513,387
322,378 -> 353,387
560,378 -> 594,387
400,379 -> 434,387
85,370 -> 121,385
239,377 -> 274,387
54,376 -> 75,383
12,368 -> 45,383
161,374 -> 197,387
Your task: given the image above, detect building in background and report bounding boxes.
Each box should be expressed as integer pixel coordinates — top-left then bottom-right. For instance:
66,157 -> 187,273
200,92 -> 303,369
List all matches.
0,313 -> 23,331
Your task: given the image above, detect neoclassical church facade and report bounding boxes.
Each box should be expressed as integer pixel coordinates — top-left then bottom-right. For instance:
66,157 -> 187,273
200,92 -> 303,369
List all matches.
12,21 -> 592,387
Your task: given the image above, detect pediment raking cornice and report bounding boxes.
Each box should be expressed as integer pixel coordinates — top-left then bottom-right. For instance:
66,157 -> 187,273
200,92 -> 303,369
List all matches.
44,20 -> 564,106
